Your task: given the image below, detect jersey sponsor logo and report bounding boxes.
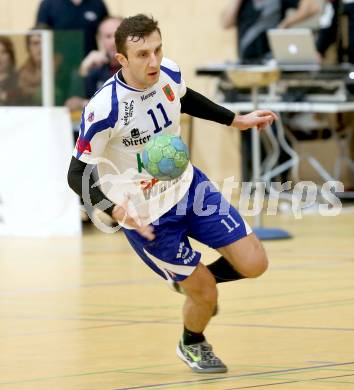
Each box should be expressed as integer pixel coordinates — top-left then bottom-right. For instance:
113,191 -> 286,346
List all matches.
88,111 -> 95,122
76,138 -> 92,154
136,153 -> 145,172
140,176 -> 181,200
163,84 -> 175,102
122,128 -> 151,147
122,100 -> 135,125
140,177 -> 159,191
141,90 -> 156,101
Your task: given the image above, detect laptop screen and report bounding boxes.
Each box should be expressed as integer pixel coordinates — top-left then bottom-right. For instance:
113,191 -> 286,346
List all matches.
267,29 -> 320,70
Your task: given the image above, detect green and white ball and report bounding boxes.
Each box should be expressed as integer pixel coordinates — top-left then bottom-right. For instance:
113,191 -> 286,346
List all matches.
142,134 -> 189,181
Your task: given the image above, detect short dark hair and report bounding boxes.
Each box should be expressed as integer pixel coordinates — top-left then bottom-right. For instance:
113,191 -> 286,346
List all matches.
115,14 -> 161,57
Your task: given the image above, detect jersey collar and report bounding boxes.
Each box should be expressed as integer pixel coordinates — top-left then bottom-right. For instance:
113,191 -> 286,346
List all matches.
114,70 -> 147,92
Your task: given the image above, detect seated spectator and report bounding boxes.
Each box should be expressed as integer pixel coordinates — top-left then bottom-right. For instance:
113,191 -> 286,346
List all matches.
65,16 -> 122,111
81,16 -> 123,96
0,36 -> 18,106
17,33 -> 42,106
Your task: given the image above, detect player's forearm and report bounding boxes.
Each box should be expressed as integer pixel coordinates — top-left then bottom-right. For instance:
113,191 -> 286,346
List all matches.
279,0 -> 319,28
221,0 -> 242,29
180,88 -> 235,126
67,156 -> 115,216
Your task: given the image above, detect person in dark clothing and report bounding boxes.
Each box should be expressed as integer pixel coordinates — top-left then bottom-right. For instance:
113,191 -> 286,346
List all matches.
344,1 -> 354,63
80,16 -> 123,97
316,0 -> 354,64
36,0 -> 109,104
316,0 -> 340,60
36,0 -> 109,55
221,0 -> 319,181
221,0 -> 319,64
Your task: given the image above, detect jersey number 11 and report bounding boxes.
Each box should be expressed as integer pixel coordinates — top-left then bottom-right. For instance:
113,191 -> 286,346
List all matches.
147,103 -> 172,133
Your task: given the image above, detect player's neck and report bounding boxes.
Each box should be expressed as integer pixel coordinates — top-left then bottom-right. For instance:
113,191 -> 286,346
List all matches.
121,68 -> 148,91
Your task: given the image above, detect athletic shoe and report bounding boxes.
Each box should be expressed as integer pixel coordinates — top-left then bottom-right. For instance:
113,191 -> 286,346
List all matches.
176,339 -> 228,373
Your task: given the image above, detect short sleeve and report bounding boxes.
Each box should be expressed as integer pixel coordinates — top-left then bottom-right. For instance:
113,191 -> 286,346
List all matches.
160,57 -> 187,98
73,82 -> 118,164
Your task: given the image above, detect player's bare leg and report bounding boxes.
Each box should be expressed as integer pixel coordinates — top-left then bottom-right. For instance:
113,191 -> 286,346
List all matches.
180,262 -> 217,332
175,262 -> 227,373
216,233 -> 268,279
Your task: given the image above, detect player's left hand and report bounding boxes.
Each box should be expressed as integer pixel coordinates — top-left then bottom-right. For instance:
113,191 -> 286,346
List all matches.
112,200 -> 155,241
231,110 -> 278,131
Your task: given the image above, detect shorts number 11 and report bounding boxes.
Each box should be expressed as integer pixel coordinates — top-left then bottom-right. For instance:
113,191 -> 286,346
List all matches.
220,215 -> 240,233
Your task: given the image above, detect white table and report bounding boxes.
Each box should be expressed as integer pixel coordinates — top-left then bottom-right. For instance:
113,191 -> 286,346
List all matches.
223,100 -> 354,184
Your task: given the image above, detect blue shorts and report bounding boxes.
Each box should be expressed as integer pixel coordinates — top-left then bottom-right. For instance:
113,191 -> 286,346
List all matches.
123,166 -> 252,282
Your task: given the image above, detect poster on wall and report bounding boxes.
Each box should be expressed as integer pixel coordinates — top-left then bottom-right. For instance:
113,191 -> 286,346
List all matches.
0,107 -> 81,236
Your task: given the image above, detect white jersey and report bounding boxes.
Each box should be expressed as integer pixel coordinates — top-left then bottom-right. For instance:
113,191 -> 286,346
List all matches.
73,57 -> 194,227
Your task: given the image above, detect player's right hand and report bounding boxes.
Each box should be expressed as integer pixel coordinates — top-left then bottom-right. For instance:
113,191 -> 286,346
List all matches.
112,203 -> 155,241
232,110 -> 278,131
79,51 -> 109,77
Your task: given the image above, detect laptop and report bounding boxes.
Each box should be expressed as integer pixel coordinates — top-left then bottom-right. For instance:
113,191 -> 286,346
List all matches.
267,29 -> 320,71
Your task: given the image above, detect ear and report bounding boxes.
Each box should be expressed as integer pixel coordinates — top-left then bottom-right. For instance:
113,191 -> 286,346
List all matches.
115,53 -> 128,67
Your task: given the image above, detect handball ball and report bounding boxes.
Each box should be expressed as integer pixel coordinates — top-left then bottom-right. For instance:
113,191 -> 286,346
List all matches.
142,134 -> 189,181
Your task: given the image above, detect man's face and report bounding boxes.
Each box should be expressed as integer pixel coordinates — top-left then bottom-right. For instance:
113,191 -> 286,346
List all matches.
116,29 -> 163,90
98,18 -> 121,59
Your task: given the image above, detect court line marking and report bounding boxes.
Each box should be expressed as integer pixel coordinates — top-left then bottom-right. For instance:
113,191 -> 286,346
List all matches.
224,373 -> 354,389
0,278 -> 157,296
3,294 -> 354,324
0,363 -> 180,386
221,297 -> 354,318
1,360 -> 353,387
113,362 -> 354,390
1,316 -> 354,340
209,322 -> 354,332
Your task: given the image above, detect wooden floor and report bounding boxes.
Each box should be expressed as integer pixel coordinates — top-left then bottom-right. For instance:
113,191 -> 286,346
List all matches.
0,211 -> 354,390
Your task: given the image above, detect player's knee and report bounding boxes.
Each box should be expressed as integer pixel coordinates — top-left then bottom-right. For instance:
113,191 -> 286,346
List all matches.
189,282 -> 218,307
243,248 -> 268,278
251,250 -> 268,277
235,242 -> 268,278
